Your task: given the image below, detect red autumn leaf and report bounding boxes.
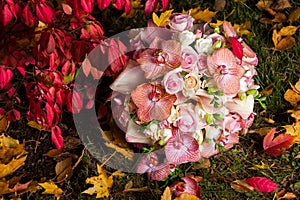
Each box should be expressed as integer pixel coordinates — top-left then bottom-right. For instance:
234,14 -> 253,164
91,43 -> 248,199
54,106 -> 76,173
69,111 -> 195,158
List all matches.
70,91 -> 84,114
62,3 -> 72,15
246,177 -> 278,193
51,126 -> 64,150
263,128 -> 296,156
145,0 -> 159,16
229,37 -> 243,62
161,0 -> 169,10
97,0 -> 111,10
1,4 -> 13,26
45,103 -> 54,127
36,2 -> 54,24
47,34 -> 56,54
20,4 -> 36,27
80,0 -> 94,13
81,57 -> 92,77
0,67 -> 13,89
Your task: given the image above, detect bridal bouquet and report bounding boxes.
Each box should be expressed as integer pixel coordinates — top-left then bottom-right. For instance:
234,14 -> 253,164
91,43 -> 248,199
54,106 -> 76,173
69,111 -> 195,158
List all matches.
110,11 -> 259,181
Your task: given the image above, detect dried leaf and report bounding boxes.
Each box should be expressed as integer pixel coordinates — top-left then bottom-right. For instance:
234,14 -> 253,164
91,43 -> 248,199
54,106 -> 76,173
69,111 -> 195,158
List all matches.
43,149 -> 62,158
272,29 -> 280,47
174,193 -> 200,200
82,165 -> 124,198
249,127 -> 274,136
249,162 -> 275,170
233,21 -> 252,36
27,121 -> 46,131
0,115 -> 9,133
55,157 -> 72,177
280,191 -> 297,199
246,177 -> 278,193
256,0 -> 272,10
278,26 -> 298,36
191,8 -> 217,22
283,122 -> 300,143
272,0 -> 291,10
263,128 -> 296,156
193,158 -> 211,169
263,118 -> 275,124
161,186 -> 172,200
0,156 -> 27,179
38,181 -> 63,199
214,0 -> 226,11
288,7 -> 300,23
0,136 -> 27,164
0,181 -> 10,195
231,179 -> 254,193
284,79 -> 300,106
9,181 -> 32,194
276,36 -> 295,50
152,9 -> 173,27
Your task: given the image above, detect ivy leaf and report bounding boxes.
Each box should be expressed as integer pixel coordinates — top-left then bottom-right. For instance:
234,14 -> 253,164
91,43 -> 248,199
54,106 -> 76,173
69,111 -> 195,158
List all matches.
38,181 -> 63,199
152,9 -> 173,27
82,165 -> 124,198
263,128 -> 296,156
246,177 -> 278,193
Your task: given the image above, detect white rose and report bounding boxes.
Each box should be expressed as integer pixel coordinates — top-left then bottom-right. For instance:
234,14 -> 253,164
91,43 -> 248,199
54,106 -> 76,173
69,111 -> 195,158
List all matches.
175,30 -> 196,46
194,38 -> 214,55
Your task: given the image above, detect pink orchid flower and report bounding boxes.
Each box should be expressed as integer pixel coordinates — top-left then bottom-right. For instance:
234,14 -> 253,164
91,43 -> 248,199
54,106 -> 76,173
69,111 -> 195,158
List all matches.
165,129 -> 200,165
137,37 -> 181,79
170,175 -> 202,197
131,83 -> 177,122
136,152 -> 170,181
207,48 -> 244,96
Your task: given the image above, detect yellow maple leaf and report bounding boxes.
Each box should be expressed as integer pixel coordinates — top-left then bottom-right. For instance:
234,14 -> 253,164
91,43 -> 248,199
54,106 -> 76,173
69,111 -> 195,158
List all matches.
249,162 -> 275,170
152,9 -> 173,27
190,7 -> 217,22
82,164 -> 124,199
233,21 -> 252,36
284,78 -> 300,106
0,156 -> 27,179
38,181 -> 63,200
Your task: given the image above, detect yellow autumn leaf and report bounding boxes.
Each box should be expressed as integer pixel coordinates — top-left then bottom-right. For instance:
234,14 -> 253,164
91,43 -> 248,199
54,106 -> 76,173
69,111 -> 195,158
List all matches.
233,21 -> 252,36
27,121 -> 46,131
288,7 -> 300,23
0,136 -> 27,164
161,186 -> 172,200
231,179 -> 254,193
0,156 -> 27,179
174,193 -> 200,200
0,115 -> 9,133
190,8 -> 217,22
275,36 -> 295,50
0,181 -> 10,195
152,9 -> 173,27
209,20 -> 223,28
38,181 -> 63,200
272,29 -> 280,47
82,164 -> 124,199
249,162 -> 275,170
278,26 -> 298,36
256,0 -> 272,10
284,79 -> 300,106
283,122 -> 300,143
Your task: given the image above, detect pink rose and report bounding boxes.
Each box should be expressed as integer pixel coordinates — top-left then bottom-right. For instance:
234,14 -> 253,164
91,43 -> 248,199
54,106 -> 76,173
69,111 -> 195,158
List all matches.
223,113 -> 242,134
196,53 -> 208,72
175,103 -> 198,132
169,13 -> 194,31
162,69 -> 184,94
181,46 -> 198,72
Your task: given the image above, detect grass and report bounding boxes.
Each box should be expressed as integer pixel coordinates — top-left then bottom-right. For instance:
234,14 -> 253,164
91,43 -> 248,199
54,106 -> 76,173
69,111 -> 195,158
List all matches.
10,0 -> 300,199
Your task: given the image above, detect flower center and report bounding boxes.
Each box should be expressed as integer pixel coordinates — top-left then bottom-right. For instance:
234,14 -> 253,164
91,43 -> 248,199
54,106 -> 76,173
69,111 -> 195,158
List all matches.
154,49 -> 169,65
149,87 -> 162,102
218,65 -> 228,75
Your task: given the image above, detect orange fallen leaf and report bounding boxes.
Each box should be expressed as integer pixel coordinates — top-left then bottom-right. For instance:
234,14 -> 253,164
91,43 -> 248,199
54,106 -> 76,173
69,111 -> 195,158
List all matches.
0,115 -> 9,133
0,156 -> 27,179
278,26 -> 298,36
256,0 -> 272,10
284,79 -> 300,106
288,7 -> 300,23
280,191 -> 297,199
